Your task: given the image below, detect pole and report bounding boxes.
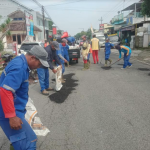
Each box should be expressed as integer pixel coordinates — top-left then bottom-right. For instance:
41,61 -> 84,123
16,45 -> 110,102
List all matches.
135,3 -> 136,18
42,6 -> 45,39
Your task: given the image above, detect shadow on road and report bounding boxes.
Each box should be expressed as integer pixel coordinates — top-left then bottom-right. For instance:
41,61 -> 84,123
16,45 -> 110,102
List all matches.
49,73 -> 78,103
138,68 -> 150,71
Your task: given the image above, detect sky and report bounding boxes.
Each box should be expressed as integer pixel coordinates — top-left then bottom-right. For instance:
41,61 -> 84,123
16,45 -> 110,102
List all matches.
18,0 -> 140,36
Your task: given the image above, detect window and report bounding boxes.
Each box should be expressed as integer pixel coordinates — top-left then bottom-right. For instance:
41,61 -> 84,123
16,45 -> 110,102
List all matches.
12,35 -> 16,41
17,35 -> 21,45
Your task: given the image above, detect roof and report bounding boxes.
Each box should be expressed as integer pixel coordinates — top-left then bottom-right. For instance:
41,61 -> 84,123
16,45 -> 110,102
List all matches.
9,21 -> 42,32
10,0 -> 33,11
8,10 -> 25,19
122,3 -> 142,11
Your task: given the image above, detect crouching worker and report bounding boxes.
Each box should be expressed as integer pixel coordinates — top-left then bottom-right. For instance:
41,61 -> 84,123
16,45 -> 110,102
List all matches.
37,41 -> 61,95
104,38 -> 114,66
81,35 -> 90,70
0,46 -> 49,150
56,42 -> 68,83
115,45 -> 132,69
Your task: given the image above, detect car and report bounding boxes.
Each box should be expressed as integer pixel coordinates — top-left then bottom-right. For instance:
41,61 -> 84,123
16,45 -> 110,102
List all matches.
19,42 -> 44,55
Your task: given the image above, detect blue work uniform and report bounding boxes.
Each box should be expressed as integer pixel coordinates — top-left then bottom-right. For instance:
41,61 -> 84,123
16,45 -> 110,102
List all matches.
105,42 -> 114,60
63,45 -> 70,62
56,44 -> 65,74
119,45 -> 132,68
0,54 -> 37,150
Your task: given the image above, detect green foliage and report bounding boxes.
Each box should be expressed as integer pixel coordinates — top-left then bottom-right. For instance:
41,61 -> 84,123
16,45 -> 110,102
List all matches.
48,21 -> 53,30
5,18 -> 11,25
141,0 -> 150,16
0,40 -> 4,52
75,28 -> 93,40
6,30 -> 11,37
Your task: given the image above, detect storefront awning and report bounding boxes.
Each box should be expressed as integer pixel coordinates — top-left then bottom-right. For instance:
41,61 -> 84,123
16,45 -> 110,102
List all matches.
121,25 -> 135,31
122,3 -> 142,11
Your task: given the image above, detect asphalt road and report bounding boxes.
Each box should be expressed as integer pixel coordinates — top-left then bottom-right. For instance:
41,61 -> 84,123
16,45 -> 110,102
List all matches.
0,49 -> 150,150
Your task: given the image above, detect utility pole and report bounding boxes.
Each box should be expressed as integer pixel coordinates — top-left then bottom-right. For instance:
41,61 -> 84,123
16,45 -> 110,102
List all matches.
99,17 -> 103,24
42,6 -> 45,39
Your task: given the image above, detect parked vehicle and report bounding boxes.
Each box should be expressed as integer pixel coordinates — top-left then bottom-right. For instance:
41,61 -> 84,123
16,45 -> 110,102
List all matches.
69,45 -> 80,63
108,34 -> 121,46
19,42 -> 44,55
1,53 -> 14,68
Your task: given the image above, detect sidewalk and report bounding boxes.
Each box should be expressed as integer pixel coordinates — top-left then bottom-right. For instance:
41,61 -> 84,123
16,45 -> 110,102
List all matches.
111,49 -> 150,65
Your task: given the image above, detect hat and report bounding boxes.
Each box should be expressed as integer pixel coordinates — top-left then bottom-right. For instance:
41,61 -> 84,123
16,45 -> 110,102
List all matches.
115,45 -> 121,50
81,35 -> 86,39
29,45 -> 49,67
62,38 -> 67,43
51,41 -> 60,50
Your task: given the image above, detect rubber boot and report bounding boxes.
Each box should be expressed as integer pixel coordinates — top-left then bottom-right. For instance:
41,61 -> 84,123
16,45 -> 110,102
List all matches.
86,62 -> 90,69
108,59 -> 112,65
105,60 -> 108,67
61,74 -> 66,83
10,144 -> 14,150
82,63 -> 87,71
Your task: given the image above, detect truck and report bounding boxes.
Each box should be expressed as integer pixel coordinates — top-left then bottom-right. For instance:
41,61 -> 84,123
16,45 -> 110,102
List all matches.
68,44 -> 80,63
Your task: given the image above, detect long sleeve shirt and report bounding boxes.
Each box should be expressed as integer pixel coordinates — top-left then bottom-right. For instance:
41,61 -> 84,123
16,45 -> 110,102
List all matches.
44,45 -> 61,70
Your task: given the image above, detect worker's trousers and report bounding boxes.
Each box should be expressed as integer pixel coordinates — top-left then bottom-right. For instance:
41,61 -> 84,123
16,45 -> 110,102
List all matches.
123,53 -> 132,68
92,50 -> 99,63
0,117 -> 37,150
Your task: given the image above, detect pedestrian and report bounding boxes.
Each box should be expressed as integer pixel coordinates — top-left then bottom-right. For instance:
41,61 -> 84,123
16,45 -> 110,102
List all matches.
56,41 -> 68,83
37,41 -> 61,95
104,38 -> 114,66
62,38 -> 70,65
44,40 -> 47,48
0,45 -> 48,150
91,34 -> 100,64
81,35 -> 90,70
115,45 -> 132,69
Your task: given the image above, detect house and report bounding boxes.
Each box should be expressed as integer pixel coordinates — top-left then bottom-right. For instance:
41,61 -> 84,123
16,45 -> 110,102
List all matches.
0,0 -> 52,46
7,10 -> 42,46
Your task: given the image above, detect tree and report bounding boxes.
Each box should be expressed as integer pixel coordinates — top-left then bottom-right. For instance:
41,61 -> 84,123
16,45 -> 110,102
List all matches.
141,0 -> 150,17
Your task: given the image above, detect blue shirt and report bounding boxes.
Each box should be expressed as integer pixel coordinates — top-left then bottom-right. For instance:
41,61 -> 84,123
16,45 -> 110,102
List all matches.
0,54 -> 29,119
62,45 -> 69,55
105,42 -> 114,55
56,44 -> 65,63
119,45 -> 132,59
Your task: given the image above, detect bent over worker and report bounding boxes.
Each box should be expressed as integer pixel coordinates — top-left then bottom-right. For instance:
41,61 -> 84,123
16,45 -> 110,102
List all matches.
0,46 -> 49,150
115,45 -> 132,69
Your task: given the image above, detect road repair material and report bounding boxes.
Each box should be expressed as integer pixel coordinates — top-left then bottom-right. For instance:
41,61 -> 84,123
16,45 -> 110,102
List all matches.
55,66 -> 63,91
101,58 -> 123,70
25,98 -> 50,136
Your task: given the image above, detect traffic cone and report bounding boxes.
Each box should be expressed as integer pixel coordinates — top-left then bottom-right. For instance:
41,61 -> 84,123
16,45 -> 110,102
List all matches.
61,32 -> 69,38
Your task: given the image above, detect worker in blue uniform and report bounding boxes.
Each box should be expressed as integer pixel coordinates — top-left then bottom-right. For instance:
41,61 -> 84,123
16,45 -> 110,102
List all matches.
115,45 -> 132,69
62,38 -> 70,65
56,42 -> 68,83
104,38 -> 114,66
0,46 -> 49,150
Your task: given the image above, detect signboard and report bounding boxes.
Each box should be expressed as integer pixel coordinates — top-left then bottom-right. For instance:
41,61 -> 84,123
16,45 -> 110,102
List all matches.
25,11 -> 34,36
99,24 -> 104,31
126,17 -> 133,25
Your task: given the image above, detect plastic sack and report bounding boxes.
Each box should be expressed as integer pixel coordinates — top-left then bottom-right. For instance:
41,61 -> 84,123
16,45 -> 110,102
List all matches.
55,66 -> 63,91
25,98 -> 50,136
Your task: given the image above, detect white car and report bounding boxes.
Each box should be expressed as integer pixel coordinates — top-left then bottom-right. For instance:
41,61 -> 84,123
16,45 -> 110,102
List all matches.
19,42 -> 44,55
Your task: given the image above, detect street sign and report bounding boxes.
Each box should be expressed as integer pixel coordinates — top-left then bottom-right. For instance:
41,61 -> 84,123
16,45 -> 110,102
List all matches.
99,24 -> 104,31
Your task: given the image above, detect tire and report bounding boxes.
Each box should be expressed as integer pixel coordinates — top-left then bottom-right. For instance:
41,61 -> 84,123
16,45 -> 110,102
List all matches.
76,59 -> 78,63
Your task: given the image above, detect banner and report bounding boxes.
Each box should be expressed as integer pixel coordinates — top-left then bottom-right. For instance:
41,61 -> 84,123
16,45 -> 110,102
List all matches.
25,11 -> 34,36
99,24 -> 104,31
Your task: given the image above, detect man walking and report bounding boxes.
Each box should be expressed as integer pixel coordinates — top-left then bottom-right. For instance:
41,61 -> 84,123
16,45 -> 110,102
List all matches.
0,46 -> 48,150
91,34 -> 100,64
37,41 -> 61,95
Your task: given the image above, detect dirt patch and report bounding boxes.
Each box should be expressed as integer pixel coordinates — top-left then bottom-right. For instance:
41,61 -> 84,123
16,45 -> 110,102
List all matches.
101,66 -> 112,70
49,73 -> 78,103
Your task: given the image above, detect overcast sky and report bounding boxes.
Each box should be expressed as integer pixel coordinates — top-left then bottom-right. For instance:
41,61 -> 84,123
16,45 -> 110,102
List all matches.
19,0 -> 140,35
